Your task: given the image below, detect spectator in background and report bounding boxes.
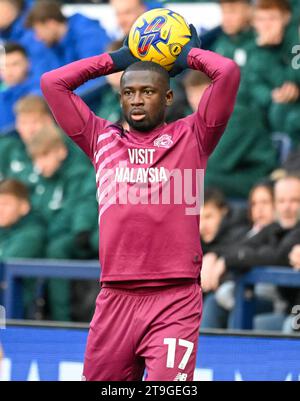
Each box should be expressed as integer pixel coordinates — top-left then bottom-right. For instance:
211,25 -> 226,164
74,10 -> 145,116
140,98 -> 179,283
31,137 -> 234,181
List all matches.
1,95 -> 54,188
200,187 -> 248,256
204,175 -> 300,280
25,0 -> 110,66
0,0 -> 30,42
201,181 -> 276,328
0,179 -> 45,318
183,69 -> 211,115
205,0 -> 256,104
212,0 -> 254,68
201,176 -> 300,329
110,0 -> 162,36
0,95 -> 90,189
26,125 -> 98,321
183,69 -> 277,198
205,101 -> 277,199
0,42 -> 40,132
247,0 -> 300,146
0,0 -> 59,76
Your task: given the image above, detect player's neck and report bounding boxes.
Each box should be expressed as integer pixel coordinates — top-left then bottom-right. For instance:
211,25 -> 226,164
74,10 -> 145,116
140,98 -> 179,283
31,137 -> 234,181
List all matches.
129,122 -> 167,135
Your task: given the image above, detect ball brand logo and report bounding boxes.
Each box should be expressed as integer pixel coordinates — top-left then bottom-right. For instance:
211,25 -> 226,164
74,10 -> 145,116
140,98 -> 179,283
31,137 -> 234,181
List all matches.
170,43 -> 182,57
136,16 -> 170,57
153,134 -> 173,148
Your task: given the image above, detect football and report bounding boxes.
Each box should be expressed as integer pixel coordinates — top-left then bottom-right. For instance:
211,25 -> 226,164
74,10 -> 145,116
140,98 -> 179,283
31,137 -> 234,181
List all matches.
128,8 -> 191,71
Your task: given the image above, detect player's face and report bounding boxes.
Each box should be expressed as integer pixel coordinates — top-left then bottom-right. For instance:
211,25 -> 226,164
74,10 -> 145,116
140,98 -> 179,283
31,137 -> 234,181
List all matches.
120,70 -> 173,132
0,194 -> 29,228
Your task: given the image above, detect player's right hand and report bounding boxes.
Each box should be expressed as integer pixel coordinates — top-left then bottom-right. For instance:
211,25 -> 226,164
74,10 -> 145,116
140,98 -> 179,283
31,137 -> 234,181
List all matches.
109,36 -> 139,72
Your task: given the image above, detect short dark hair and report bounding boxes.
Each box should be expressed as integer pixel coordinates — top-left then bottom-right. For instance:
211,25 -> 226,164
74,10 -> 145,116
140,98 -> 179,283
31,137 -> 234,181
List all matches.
249,180 -> 274,200
204,187 -> 228,209
4,42 -> 27,57
25,0 -> 66,28
0,179 -> 29,201
121,61 -> 170,89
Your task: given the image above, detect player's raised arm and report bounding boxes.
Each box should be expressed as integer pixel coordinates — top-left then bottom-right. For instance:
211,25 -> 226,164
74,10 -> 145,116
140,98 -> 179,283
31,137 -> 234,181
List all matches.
40,44 -> 138,158
187,47 -> 241,155
170,25 -> 241,155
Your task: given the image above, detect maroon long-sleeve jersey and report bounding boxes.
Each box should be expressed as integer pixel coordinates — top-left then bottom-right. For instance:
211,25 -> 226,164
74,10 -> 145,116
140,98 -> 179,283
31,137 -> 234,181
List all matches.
41,48 -> 240,285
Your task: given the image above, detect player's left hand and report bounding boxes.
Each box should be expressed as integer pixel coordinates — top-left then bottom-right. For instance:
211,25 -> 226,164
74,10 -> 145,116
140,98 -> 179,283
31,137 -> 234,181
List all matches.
169,24 -> 201,77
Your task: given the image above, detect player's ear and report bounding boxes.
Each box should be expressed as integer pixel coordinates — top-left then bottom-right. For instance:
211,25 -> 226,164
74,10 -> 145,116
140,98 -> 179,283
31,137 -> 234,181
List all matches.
166,89 -> 173,106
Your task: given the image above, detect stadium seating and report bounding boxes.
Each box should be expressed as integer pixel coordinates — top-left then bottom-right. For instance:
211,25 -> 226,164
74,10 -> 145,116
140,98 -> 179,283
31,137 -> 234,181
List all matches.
1,259 -> 300,330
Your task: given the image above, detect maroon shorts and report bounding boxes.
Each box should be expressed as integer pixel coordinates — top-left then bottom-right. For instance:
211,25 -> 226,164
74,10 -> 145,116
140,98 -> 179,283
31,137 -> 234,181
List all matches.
82,282 -> 202,381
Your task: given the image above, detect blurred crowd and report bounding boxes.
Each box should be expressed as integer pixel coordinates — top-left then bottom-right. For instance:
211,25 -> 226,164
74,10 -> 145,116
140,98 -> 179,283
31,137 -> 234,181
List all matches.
0,0 -> 299,332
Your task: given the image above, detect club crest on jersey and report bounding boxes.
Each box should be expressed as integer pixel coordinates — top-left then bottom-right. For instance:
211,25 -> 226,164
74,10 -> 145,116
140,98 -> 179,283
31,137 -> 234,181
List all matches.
153,134 -> 173,148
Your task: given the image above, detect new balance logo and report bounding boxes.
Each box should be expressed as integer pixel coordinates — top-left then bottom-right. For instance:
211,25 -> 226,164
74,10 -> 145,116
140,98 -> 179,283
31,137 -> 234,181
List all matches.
174,372 -> 188,381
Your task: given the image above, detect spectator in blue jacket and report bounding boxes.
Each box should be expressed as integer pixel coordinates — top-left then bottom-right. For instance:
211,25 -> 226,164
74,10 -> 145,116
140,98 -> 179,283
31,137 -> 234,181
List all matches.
25,0 -> 111,66
0,0 -> 33,43
0,42 -> 40,132
0,0 -> 59,77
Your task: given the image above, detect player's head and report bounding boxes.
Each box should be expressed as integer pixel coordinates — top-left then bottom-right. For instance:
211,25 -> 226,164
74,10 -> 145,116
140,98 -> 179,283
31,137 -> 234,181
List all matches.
0,179 -> 30,228
26,125 -> 67,178
1,42 -> 29,86
253,0 -> 291,45
248,181 -> 275,227
110,0 -> 146,35
15,95 -> 53,145
274,175 -> 300,229
25,0 -> 67,46
183,70 -> 211,113
200,187 -> 229,243
0,0 -> 24,30
120,61 -> 173,132
219,0 -> 253,35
